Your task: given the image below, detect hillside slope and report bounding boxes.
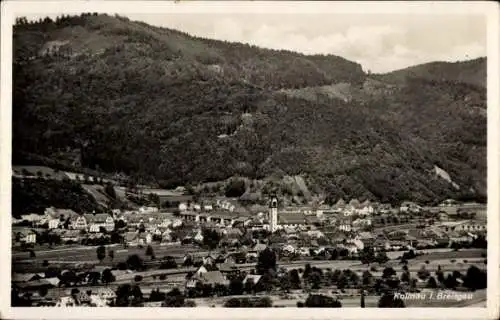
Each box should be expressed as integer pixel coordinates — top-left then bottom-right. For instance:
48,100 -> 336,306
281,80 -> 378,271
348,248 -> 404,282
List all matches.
12,14 -> 487,205
374,58 -> 486,89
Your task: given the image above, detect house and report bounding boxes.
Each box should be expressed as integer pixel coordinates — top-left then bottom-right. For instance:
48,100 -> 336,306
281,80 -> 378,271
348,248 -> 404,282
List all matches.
55,296 -> 77,307
44,207 -> 79,221
198,270 -> 229,286
278,212 -> 306,227
339,223 -> 352,232
74,291 -> 92,305
15,279 -> 54,291
60,229 -> 80,243
88,223 -> 100,233
124,231 -> 138,244
71,215 -> 88,230
203,252 -> 221,266
243,274 -> 263,289
194,264 -> 219,278
400,201 -> 421,213
44,277 -> 61,287
12,273 -> 43,283
48,219 -> 60,229
18,229 -> 37,244
20,213 -> 44,224
218,262 -> 240,276
194,230 -> 204,243
179,203 -> 188,212
333,199 -> 347,212
96,287 -> 116,304
251,243 -> 268,253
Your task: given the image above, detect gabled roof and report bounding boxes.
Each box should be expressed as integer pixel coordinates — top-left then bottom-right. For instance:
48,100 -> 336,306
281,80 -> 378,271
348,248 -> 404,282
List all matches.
197,264 -> 219,273
85,213 -> 112,223
44,277 -> 61,286
16,279 -> 53,289
218,262 -> 239,272
12,273 -> 41,282
348,199 -> 361,208
252,243 -> 268,252
279,212 -> 306,224
75,291 -> 91,302
97,287 -> 117,297
243,274 -> 262,284
200,271 -> 228,285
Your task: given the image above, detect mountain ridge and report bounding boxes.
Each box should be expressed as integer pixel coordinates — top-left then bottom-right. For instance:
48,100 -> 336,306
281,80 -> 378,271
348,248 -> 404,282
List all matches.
12,14 -> 487,206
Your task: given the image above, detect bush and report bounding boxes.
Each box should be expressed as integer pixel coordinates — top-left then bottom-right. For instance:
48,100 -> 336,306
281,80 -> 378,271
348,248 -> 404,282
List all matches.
304,294 -> 342,308
134,275 -> 143,282
378,293 -> 405,308
225,179 -> 246,198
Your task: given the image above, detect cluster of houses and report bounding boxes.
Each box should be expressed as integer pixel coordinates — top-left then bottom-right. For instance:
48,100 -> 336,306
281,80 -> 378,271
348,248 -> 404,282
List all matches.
12,195 -> 486,252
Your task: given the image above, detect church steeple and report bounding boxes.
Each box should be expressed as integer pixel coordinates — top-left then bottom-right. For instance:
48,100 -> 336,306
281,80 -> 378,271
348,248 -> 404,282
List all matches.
269,194 -> 278,233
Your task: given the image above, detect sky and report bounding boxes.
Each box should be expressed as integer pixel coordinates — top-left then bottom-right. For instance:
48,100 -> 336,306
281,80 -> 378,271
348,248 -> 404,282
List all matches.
124,13 -> 486,73
22,11 -> 486,73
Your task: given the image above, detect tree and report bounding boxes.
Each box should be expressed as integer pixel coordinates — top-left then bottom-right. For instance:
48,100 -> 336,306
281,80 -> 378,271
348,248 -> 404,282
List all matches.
400,271 -> 411,283
38,286 -> 48,297
229,277 -> 244,295
359,246 -> 376,264
101,268 -> 115,284
304,294 -> 342,307
159,256 -> 178,269
382,267 -> 396,279
378,293 -> 405,308
256,248 -> 277,275
245,278 -> 255,294
444,274 -> 457,289
96,245 -> 106,262
149,288 -> 166,302
375,252 -> 389,264
463,265 -> 487,290
225,179 -> 246,198
360,290 -> 365,308
289,269 -> 301,289
427,276 -> 438,288
362,270 -> 373,287
202,228 -> 221,250
108,249 -> 115,261
126,254 -> 144,271
145,245 -> 154,257
417,265 -> 430,280
183,255 -> 193,267
115,219 -> 126,229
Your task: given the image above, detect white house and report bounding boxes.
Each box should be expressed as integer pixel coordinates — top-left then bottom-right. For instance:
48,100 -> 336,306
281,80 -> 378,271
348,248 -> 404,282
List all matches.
172,219 -> 183,228
55,296 -> 77,307
19,230 -> 37,244
159,219 -> 172,228
194,230 -> 204,243
178,203 -> 188,212
89,224 -> 100,233
71,215 -> 88,230
48,219 -> 60,229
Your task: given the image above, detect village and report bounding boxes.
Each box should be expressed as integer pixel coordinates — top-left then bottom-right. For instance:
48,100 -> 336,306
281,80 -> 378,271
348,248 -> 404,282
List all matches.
12,182 -> 488,308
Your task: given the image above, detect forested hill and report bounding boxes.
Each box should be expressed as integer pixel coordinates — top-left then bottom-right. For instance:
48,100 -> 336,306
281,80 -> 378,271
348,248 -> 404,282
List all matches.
374,58 -> 486,89
12,14 -> 487,205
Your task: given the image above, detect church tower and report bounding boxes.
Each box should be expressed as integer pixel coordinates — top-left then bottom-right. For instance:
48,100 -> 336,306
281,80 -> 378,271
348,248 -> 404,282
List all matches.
269,195 -> 279,233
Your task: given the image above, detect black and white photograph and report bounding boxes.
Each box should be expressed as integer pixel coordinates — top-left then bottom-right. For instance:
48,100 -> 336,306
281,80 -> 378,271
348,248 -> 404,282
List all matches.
1,1 -> 499,319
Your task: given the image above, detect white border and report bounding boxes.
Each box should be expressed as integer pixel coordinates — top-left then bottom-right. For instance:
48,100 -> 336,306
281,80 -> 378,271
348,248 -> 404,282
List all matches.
1,1 -> 499,319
